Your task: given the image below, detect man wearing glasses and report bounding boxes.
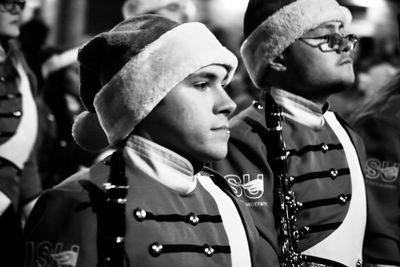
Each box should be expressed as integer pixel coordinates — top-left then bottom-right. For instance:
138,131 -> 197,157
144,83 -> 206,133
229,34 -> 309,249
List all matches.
212,0 -> 367,266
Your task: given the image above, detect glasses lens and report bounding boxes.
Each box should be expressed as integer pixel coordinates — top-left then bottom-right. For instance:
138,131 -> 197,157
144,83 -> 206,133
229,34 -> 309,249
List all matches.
327,33 -> 342,49
1,1 -> 25,12
338,34 -> 358,52
347,34 -> 358,46
326,33 -> 358,52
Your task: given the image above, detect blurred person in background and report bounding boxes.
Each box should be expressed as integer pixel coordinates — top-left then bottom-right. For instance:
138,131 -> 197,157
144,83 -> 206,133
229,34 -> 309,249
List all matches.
329,36 -> 399,121
351,72 -> 400,267
121,0 -> 197,22
37,46 -> 99,189
0,0 -> 42,264
18,7 -> 49,89
350,16 -> 400,266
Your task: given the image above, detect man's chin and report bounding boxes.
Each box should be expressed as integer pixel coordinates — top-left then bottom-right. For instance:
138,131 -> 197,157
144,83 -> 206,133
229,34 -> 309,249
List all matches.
328,78 -> 355,94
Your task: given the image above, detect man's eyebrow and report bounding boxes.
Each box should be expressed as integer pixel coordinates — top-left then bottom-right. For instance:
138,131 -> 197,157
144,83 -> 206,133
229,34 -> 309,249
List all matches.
189,70 -> 229,81
322,22 -> 344,30
309,22 -> 343,34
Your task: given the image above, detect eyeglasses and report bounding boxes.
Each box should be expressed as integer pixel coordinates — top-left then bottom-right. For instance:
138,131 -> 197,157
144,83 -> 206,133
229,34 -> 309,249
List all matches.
0,0 -> 26,13
299,33 -> 358,53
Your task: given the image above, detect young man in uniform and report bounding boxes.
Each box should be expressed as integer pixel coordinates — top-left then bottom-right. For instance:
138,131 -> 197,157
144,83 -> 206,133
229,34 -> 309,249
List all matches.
212,0 -> 367,266
23,15 -> 259,267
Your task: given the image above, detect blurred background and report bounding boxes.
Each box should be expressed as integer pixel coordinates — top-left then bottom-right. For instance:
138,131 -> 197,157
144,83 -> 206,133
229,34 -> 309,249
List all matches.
19,0 -> 400,117
20,0 -> 400,57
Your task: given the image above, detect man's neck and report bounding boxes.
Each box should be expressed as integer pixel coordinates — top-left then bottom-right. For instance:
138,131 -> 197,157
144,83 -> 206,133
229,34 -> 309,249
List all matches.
270,86 -> 328,109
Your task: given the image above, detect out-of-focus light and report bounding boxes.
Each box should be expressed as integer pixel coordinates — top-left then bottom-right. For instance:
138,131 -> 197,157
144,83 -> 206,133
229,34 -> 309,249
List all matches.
207,0 -> 248,27
347,0 -> 386,8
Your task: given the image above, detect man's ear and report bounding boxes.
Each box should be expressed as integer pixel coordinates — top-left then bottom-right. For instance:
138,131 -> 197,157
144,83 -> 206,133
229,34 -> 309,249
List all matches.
269,54 -> 287,72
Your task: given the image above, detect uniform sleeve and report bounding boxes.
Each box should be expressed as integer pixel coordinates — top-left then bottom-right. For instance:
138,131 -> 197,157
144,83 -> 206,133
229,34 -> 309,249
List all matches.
23,186 -> 98,267
353,116 -> 400,265
211,116 -> 280,267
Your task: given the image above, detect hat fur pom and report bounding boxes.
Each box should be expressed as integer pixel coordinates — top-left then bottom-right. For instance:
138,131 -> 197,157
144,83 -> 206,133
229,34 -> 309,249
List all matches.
72,111 -> 109,152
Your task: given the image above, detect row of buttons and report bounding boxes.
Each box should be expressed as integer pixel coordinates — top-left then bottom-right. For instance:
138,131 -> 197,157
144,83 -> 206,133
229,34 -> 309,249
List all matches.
150,243 -> 218,257
134,208 -> 201,226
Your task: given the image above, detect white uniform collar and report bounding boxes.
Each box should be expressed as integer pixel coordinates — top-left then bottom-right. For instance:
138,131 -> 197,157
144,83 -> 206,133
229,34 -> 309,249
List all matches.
270,87 -> 329,130
124,135 -> 197,195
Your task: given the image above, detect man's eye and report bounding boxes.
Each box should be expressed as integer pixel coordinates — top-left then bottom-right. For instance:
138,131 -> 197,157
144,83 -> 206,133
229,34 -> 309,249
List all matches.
194,82 -> 209,91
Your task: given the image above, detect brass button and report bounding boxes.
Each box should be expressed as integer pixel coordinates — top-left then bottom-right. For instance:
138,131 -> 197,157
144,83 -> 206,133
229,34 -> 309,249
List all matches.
204,245 -> 214,256
149,243 -> 163,257
252,101 -> 263,110
321,143 -> 329,152
330,169 -> 338,179
133,208 -> 147,221
13,111 -> 22,117
339,194 -> 348,205
188,213 -> 199,225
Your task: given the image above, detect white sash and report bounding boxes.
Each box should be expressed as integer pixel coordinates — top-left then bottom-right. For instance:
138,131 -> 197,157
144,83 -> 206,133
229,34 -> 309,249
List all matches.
303,111 -> 366,266
0,63 -> 38,169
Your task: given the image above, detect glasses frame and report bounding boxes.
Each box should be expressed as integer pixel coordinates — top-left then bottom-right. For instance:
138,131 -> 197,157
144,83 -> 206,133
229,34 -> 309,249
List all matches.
299,33 -> 358,53
0,1 -> 26,13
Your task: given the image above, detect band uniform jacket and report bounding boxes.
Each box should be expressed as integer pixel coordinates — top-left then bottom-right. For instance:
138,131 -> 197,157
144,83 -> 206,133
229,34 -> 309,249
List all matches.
212,89 -> 367,267
23,135 -> 259,267
0,41 -> 41,209
353,94 -> 400,266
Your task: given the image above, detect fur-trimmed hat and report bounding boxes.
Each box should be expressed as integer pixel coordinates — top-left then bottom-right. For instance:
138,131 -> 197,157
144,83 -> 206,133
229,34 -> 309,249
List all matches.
241,0 -> 352,88
73,15 -> 237,152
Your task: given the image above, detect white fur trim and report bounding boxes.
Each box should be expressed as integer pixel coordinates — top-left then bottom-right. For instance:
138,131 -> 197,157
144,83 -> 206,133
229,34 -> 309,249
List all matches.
93,22 -> 238,146
41,47 -> 79,78
241,0 -> 352,88
72,111 -> 109,152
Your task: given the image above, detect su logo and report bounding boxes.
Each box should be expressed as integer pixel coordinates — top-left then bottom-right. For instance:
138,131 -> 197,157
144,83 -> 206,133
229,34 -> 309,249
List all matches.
225,173 -> 264,199
365,158 -> 399,183
25,242 -> 80,267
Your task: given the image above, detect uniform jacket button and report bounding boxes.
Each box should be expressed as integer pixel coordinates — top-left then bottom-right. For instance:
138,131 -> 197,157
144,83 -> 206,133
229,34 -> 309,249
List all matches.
133,208 -> 147,221
339,194 -> 348,205
204,245 -> 214,257
188,213 -> 199,225
321,143 -> 329,152
149,243 -> 163,257
13,111 -> 22,117
330,168 -> 338,179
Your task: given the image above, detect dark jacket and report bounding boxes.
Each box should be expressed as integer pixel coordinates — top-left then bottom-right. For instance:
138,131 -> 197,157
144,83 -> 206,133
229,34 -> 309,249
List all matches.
212,94 -> 367,267
24,137 -> 260,267
353,94 -> 400,266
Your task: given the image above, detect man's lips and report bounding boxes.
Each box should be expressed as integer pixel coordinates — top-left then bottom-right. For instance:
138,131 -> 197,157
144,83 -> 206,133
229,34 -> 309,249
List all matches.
338,57 -> 353,65
211,124 -> 229,131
